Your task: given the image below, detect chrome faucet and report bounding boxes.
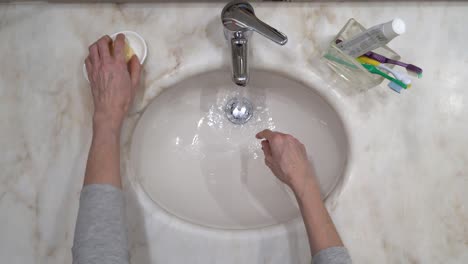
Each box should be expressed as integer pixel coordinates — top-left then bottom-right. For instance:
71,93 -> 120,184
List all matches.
221,1 -> 288,86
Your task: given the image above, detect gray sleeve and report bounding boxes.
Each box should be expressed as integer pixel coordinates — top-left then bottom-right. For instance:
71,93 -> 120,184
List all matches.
72,184 -> 129,264
313,246 -> 352,264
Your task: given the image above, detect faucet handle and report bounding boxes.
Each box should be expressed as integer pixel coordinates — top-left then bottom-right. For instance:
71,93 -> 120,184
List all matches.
222,1 -> 288,45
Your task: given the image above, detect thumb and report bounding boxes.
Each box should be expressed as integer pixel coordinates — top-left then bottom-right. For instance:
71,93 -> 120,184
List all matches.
128,55 -> 142,90
261,140 -> 272,157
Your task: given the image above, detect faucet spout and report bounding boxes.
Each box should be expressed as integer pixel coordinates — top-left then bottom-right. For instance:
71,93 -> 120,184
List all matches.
230,33 -> 249,86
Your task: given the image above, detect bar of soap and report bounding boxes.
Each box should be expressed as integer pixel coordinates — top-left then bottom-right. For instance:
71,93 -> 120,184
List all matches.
111,39 -> 135,63
123,40 -> 135,63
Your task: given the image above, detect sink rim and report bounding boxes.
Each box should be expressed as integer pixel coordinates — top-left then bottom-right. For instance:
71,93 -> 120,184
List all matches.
125,66 -> 354,234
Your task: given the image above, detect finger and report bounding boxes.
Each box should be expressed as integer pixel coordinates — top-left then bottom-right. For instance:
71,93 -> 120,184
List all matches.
113,33 -> 126,62
88,42 -> 99,65
265,156 -> 274,168
128,55 -> 142,89
256,129 -> 276,140
85,56 -> 93,80
261,140 -> 272,156
97,35 -> 112,62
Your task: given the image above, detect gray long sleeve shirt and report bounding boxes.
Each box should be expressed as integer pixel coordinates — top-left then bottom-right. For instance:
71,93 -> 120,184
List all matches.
72,184 -> 351,264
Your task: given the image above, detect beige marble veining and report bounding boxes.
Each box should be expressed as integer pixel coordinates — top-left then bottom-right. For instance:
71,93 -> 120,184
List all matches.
1,2 -> 467,264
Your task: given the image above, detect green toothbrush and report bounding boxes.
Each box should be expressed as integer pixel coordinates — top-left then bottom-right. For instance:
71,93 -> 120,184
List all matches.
361,63 -> 409,89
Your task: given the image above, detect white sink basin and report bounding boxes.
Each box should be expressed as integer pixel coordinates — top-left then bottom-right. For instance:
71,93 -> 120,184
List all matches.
130,69 -> 348,230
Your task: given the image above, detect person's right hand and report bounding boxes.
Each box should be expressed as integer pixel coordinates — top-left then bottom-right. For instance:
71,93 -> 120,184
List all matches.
256,129 -> 316,197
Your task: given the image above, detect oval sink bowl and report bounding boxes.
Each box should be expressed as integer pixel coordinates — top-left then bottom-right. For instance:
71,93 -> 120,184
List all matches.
130,69 -> 348,230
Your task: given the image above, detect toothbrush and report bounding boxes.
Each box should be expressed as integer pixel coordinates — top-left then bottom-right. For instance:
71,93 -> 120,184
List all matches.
335,39 -> 423,78
377,64 -> 412,85
357,56 -> 411,85
357,56 -> 381,66
361,63 -> 409,88
364,51 -> 423,78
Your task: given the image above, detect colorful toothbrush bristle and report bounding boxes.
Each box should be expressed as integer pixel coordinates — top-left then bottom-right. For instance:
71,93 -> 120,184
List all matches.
405,64 -> 423,77
407,71 -> 422,79
388,81 -> 403,93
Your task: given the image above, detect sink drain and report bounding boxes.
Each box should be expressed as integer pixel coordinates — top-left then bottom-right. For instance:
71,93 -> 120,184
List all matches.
225,97 -> 253,125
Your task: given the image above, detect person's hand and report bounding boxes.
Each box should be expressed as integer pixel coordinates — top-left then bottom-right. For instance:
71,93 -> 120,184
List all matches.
256,129 -> 317,197
85,34 -> 142,133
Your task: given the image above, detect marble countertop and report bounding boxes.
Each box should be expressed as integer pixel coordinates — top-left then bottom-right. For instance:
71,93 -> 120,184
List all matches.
1,2 -> 467,264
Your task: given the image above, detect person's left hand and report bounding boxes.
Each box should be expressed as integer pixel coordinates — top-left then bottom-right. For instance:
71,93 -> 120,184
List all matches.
85,34 -> 141,133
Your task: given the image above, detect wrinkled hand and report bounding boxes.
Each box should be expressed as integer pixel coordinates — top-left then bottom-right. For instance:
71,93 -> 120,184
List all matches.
256,129 -> 316,196
85,34 -> 141,133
